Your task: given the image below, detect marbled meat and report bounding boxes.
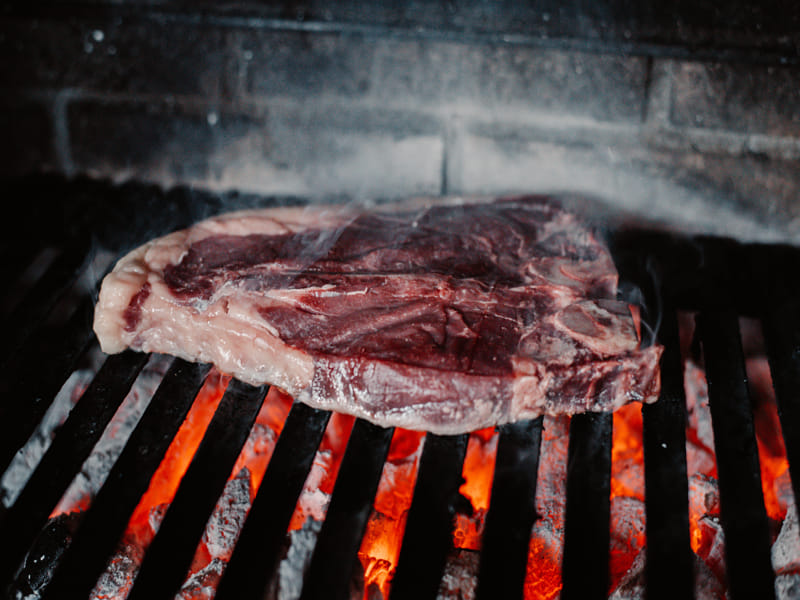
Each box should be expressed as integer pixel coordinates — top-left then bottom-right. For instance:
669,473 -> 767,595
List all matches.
93,196 -> 662,434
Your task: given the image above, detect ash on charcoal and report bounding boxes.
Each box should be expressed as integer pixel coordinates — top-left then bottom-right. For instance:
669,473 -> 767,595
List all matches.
178,467 -> 254,599
265,517 -> 323,600
436,549 -> 479,600
776,573 -> 800,600
91,467 -> 255,600
177,557 -> 227,600
684,359 -> 717,476
8,512 -> 81,600
609,496 -> 645,586
773,503 -> 800,575
195,467 -> 253,565
53,354 -> 172,516
608,549 -> 726,600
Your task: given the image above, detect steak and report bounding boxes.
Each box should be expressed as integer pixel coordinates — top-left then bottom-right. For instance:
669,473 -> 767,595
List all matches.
93,196 -> 662,434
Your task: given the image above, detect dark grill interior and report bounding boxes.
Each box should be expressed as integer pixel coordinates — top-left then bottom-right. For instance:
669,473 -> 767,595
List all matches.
1,175 -> 799,600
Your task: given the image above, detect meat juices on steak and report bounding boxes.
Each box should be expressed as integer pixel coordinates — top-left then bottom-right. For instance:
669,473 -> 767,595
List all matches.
93,196 -> 662,434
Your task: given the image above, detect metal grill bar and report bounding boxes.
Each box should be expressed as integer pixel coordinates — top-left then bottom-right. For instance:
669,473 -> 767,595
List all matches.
40,359 -> 212,599
389,433 -> 469,600
475,417 -> 543,600
697,310 -> 775,600
760,298 -> 800,516
560,411 -> 613,600
214,403 -> 331,600
126,378 -> 268,600
0,239 -> 44,307
0,297 -> 96,475
300,419 -> 395,600
0,237 -> 91,367
643,305 -> 694,600
0,350 -> 148,589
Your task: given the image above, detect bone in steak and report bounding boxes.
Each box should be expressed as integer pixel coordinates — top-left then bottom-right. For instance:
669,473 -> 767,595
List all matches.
93,196 -> 662,434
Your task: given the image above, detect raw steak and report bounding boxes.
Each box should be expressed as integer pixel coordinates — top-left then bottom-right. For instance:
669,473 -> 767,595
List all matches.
93,196 -> 662,434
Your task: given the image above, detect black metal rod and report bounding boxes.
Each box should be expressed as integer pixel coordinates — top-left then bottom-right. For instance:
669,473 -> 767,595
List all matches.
696,310 -> 775,600
0,297 -> 96,475
0,350 -> 149,590
475,418 -> 543,600
0,236 -> 91,367
389,433 -> 469,600
214,403 -> 331,600
40,359 -> 212,600
643,305 -> 694,600
560,411 -> 613,600
300,419 -> 395,600
761,299 -> 800,519
125,378 -> 269,600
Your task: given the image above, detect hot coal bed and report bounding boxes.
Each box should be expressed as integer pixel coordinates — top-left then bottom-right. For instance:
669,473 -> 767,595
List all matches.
0,176 -> 798,600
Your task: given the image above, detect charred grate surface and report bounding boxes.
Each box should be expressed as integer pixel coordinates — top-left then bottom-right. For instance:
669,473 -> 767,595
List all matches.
697,310 -> 776,600
475,417 -> 543,600
40,359 -> 212,599
214,402 -> 331,600
0,350 -> 149,590
300,419 -> 395,600
125,378 -> 269,600
560,412 -> 613,600
390,433 -> 470,600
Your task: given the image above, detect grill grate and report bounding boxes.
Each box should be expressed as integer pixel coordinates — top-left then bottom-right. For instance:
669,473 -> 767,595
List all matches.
1,177 -> 798,600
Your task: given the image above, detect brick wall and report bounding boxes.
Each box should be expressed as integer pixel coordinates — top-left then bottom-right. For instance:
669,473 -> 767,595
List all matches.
2,3 -> 800,243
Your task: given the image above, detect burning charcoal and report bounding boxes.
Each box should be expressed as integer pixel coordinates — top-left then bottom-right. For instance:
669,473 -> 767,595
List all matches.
684,360 -> 717,476
695,515 -> 726,587
177,557 -> 226,600
609,549 -> 726,600
609,496 -> 645,588
52,354 -> 172,516
265,517 -> 323,600
773,503 -> 800,575
436,549 -> 479,600
9,511 -> 81,599
609,549 -> 645,600
689,473 -> 721,520
90,504 -> 164,599
198,467 -> 253,563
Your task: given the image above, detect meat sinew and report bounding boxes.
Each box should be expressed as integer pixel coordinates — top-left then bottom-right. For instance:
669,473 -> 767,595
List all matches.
93,196 -> 662,434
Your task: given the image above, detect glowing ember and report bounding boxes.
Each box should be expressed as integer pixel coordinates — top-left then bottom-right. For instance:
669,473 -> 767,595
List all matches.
453,427 -> 498,552
524,415 -> 569,600
13,312 -> 798,600
358,428 -> 424,599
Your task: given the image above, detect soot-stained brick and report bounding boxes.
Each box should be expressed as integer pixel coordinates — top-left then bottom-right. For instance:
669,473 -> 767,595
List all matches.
671,61 -> 800,137
68,100 -> 262,181
0,17 -> 226,97
244,30 -> 375,98
371,39 -> 648,123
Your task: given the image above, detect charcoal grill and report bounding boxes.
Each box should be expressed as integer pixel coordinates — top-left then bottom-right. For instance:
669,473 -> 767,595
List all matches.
1,175 -> 798,600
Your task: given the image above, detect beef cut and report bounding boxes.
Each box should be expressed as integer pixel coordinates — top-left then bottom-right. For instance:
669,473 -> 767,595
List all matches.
93,196 -> 662,434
